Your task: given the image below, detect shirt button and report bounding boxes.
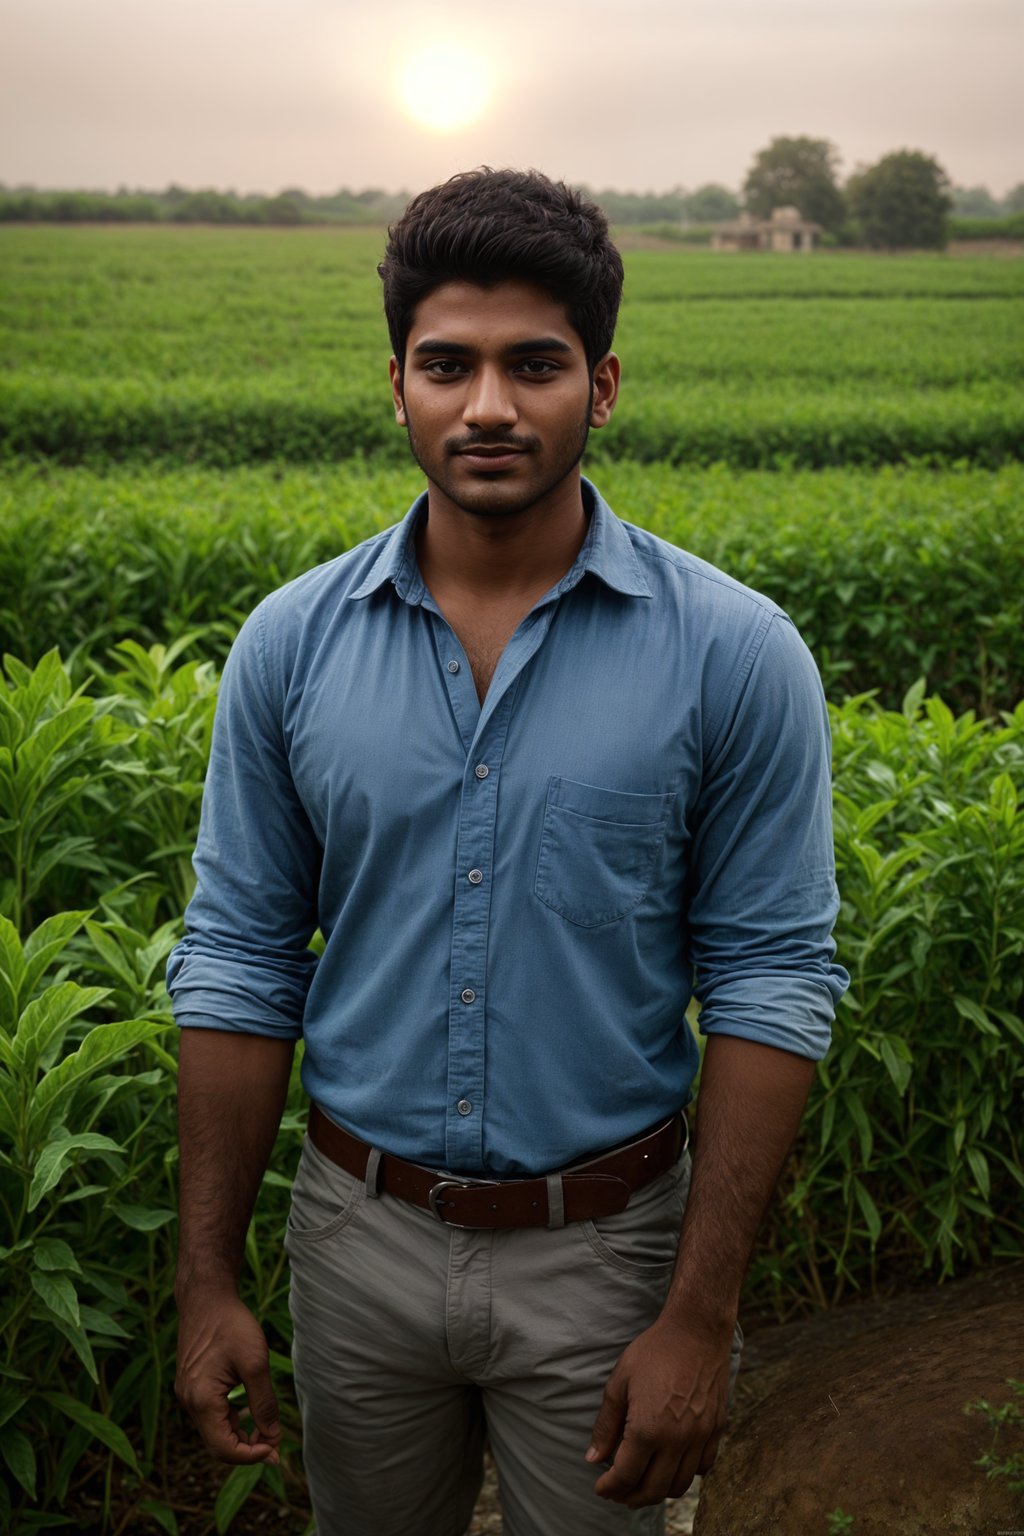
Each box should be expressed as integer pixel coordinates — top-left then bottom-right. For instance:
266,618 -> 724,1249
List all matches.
460,988 -> 476,1004
446,660 -> 460,674
467,868 -> 483,885
474,764 -> 489,780
457,1099 -> 473,1116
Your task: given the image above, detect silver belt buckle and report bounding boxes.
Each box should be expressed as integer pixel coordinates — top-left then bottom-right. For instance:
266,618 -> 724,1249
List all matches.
428,1177 -> 503,1227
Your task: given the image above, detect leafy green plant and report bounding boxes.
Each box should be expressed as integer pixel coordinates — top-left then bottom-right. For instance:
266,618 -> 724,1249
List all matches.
965,1378 -> 1024,1494
753,687 -> 1024,1312
0,911 -> 172,1531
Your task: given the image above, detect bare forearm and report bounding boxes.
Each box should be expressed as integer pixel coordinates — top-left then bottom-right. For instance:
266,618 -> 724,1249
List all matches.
665,1034 -> 816,1329
175,1028 -> 296,1299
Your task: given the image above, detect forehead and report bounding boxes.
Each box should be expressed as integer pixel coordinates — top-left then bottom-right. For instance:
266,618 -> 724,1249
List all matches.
406,279 -> 580,350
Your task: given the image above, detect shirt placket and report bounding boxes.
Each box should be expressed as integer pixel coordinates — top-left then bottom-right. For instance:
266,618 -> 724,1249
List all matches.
433,604 -> 562,1170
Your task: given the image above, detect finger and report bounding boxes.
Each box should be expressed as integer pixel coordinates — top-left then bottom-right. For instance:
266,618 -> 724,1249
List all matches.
238,1353 -> 283,1455
619,1447 -> 683,1509
668,1438 -> 709,1500
697,1427 -> 722,1477
594,1433 -> 654,1499
586,1373 -> 627,1465
192,1392 -> 280,1464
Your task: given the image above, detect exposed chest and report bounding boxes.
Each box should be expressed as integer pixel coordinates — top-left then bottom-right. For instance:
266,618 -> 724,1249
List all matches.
443,598 -> 539,703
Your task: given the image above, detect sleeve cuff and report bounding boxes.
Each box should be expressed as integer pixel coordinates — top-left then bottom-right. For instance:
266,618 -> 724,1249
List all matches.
697,972 -> 844,1061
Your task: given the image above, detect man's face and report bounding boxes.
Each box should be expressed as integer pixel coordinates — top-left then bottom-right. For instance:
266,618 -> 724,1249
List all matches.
389,280 -> 619,520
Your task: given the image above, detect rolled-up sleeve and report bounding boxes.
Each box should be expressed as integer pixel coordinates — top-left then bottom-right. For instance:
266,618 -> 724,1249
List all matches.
166,603 -> 322,1037
689,610 -> 848,1059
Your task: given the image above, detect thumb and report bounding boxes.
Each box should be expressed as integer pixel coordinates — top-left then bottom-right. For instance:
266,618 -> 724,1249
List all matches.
586,1369 -> 627,1465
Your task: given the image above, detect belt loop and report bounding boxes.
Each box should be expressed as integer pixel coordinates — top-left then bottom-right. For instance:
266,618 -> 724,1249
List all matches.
545,1173 -> 565,1229
365,1146 -> 383,1199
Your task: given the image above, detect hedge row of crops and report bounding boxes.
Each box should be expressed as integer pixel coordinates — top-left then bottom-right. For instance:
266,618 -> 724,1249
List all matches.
2,462 -> 1021,714
1,227 -> 1022,1532
3,230 -> 1022,472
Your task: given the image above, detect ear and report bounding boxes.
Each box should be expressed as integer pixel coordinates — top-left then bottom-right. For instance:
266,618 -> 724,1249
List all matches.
389,357 -> 406,425
589,352 -> 621,429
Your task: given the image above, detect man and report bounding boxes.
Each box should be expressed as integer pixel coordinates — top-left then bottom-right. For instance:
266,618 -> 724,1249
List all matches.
170,167 -> 847,1535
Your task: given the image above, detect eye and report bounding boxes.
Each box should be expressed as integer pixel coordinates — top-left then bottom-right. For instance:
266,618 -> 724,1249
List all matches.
424,359 -> 467,376
517,359 -> 559,376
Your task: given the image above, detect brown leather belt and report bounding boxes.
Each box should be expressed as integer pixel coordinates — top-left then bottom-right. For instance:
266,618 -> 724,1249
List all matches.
307,1102 -> 686,1229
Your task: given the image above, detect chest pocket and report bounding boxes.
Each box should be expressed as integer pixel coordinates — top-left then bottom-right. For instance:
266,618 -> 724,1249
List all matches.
534,777 -> 675,928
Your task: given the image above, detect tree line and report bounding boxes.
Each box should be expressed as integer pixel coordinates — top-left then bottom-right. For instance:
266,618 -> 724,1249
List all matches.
3,141 -> 1023,247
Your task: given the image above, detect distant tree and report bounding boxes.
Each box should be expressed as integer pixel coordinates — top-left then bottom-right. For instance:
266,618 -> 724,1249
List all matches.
743,136 -> 845,231
846,150 -> 952,249
951,184 -> 1003,218
256,194 -> 303,225
1003,183 -> 1024,214
170,190 -> 243,223
684,184 -> 740,222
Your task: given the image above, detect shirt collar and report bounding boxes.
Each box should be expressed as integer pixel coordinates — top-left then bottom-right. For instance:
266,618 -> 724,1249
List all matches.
348,477 -> 652,604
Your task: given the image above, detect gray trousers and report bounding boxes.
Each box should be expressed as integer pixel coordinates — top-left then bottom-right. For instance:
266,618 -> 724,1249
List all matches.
285,1128 -> 741,1536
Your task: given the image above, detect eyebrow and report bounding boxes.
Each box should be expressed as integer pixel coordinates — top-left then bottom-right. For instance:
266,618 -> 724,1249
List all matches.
411,336 -> 575,357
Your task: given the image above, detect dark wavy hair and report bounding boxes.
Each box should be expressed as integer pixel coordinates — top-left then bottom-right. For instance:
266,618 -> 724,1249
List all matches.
378,168 -> 624,373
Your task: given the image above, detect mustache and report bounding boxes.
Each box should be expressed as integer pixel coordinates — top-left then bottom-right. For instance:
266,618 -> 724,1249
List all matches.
444,432 -> 540,454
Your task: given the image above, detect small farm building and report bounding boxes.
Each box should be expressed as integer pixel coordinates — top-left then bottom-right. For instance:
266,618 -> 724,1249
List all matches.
712,206 -> 823,252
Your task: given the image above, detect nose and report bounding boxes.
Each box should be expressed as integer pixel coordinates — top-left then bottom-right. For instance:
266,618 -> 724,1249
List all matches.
463,365 -> 517,432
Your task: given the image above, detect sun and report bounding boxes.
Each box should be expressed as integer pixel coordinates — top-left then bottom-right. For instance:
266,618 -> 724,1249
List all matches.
396,44 -> 494,134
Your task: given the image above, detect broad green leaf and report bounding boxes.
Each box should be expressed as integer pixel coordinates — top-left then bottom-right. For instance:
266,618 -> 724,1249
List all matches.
901,677 -> 926,720
78,1304 -> 131,1339
30,1269 -> 80,1328
47,1316 -> 98,1383
965,1147 -> 991,1201
32,1237 -> 81,1273
853,1179 -> 883,1245
41,1391 -> 140,1474
21,911 -> 92,1008
0,914 -> 25,1032
953,995 -> 999,1036
0,1425 -> 35,1499
139,1501 -> 180,1536
214,1462 -> 264,1533
28,1132 -> 124,1210
84,920 -> 139,987
0,1389 -> 27,1431
30,1017 -> 166,1134
109,1202 -> 176,1231
13,981 -> 110,1078
842,1091 -> 874,1165
879,1038 -> 912,1096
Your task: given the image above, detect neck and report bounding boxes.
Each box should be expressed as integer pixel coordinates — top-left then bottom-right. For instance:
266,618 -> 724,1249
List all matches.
416,473 -> 589,602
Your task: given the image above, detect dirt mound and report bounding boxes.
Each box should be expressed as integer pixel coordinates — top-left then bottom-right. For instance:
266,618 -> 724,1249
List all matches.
695,1265 -> 1024,1536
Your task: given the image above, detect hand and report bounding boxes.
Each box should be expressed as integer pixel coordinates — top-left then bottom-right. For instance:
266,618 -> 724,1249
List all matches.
175,1288 -> 283,1466
586,1313 -> 733,1509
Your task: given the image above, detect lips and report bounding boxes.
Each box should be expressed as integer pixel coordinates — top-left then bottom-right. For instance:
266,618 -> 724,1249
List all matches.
455,445 -> 526,470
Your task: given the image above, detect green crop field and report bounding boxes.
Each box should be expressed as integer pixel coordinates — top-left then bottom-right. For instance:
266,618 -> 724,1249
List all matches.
1,225 -> 1022,1533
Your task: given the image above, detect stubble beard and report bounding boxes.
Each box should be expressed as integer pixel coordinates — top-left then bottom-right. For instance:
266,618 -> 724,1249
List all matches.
401,397 -> 593,521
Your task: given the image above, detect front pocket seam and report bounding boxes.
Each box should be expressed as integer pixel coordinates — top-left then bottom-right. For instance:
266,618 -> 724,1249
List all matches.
579,1217 -> 679,1274
578,1173 -> 686,1273
286,1182 -> 365,1243
534,807 -> 670,927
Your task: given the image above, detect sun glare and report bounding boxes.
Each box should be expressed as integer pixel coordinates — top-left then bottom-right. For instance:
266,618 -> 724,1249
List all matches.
396,44 -> 494,134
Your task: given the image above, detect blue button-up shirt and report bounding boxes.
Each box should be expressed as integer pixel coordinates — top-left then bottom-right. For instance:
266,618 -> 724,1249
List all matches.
168,480 -> 847,1176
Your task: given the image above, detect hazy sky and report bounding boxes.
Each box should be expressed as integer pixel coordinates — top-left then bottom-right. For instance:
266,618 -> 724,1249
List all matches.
2,0 -> 1021,196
